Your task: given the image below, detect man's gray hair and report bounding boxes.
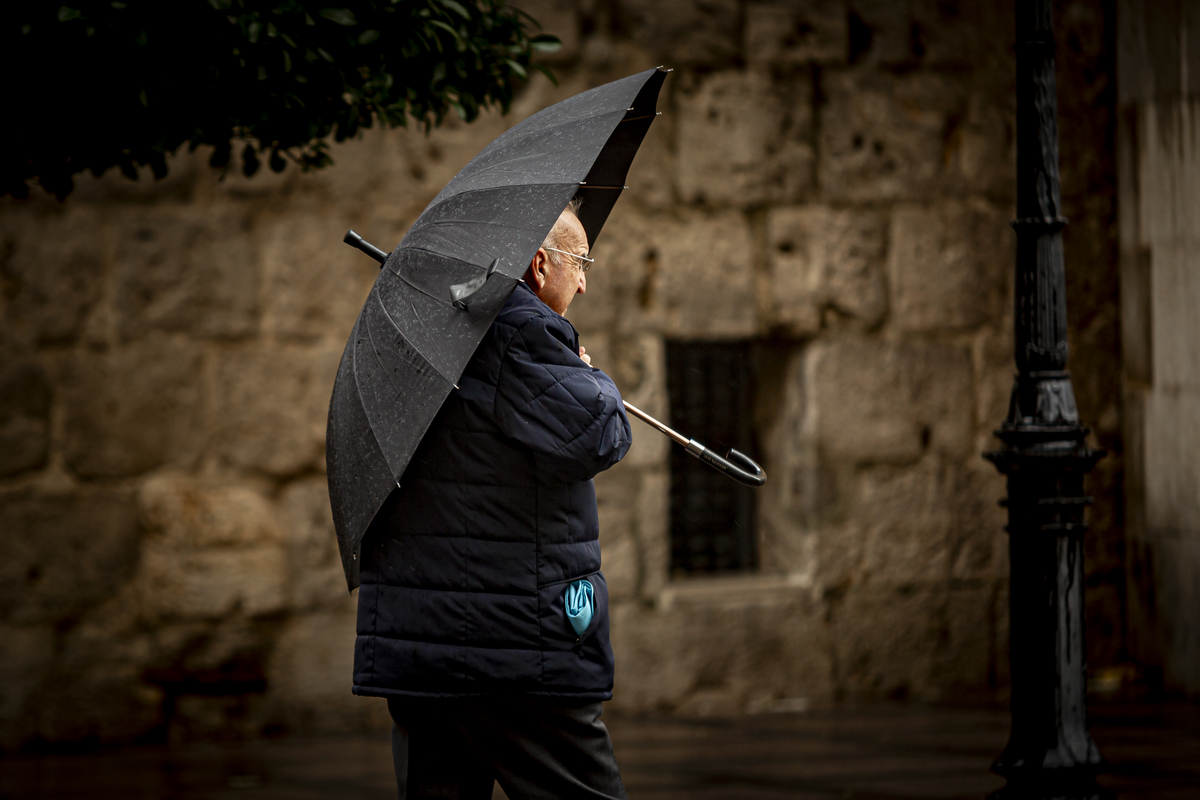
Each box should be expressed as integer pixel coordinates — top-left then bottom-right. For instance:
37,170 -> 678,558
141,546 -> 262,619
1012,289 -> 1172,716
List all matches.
541,198 -> 583,266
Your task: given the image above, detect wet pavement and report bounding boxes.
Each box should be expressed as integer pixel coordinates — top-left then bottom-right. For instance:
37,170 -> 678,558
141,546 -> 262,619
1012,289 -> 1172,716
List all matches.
2,703 -> 1196,799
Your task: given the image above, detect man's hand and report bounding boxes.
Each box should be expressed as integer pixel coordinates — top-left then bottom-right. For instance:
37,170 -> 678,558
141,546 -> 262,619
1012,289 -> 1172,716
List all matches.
579,346 -> 591,366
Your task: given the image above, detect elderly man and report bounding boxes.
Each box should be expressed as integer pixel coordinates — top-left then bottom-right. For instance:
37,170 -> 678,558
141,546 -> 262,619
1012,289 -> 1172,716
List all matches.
354,201 -> 633,800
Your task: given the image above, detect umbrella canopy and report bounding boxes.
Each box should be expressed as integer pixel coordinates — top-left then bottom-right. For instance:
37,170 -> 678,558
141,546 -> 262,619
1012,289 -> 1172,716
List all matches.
327,68 -> 668,589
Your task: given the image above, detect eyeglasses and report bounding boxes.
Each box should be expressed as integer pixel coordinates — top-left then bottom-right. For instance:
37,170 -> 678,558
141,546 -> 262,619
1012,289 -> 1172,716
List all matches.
544,246 -> 594,273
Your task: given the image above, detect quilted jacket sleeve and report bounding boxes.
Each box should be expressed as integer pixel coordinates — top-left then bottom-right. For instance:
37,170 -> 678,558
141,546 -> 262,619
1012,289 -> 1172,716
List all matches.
493,312 -> 632,483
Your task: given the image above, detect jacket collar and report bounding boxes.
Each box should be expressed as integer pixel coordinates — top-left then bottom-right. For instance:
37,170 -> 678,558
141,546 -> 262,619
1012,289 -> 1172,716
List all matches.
505,281 -> 580,338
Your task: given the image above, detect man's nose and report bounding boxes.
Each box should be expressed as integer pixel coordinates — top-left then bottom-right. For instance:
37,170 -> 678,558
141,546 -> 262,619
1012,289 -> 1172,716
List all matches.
577,271 -> 586,294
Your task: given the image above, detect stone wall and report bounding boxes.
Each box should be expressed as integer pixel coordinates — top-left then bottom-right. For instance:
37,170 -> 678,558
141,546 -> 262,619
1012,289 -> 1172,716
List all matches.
1119,0 -> 1200,697
0,0 -> 1122,748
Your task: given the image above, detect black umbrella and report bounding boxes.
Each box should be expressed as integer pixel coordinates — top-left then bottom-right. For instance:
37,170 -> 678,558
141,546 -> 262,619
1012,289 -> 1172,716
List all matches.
328,68 -> 763,591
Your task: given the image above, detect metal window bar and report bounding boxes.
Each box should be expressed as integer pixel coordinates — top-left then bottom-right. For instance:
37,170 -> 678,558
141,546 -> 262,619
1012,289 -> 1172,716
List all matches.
667,341 -> 758,574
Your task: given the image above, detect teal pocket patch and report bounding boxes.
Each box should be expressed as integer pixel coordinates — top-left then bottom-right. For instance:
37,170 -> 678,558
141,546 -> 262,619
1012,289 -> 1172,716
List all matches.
564,579 -> 594,636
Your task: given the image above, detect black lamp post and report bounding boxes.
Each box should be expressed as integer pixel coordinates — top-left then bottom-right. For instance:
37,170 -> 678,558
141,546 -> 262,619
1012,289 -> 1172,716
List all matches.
984,1 -> 1110,799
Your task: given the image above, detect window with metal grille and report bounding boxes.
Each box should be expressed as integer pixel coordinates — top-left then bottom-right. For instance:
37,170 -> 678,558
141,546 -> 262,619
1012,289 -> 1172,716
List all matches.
667,340 -> 758,574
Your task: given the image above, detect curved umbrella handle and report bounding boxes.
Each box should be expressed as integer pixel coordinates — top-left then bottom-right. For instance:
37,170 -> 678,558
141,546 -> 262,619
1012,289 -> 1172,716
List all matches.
686,441 -> 767,487
622,401 -> 766,487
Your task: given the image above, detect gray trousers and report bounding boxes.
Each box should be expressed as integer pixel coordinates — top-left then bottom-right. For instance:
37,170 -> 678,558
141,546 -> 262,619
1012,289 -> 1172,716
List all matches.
388,696 -> 628,800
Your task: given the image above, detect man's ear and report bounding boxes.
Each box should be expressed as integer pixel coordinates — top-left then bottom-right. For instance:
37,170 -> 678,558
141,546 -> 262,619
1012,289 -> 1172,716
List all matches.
525,249 -> 549,290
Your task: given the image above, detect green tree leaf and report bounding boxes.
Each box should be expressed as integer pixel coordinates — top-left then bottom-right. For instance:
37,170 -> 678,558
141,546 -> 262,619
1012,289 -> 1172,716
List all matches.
1,0 -> 558,199
529,34 -> 562,53
318,8 -> 356,26
441,1 -> 470,20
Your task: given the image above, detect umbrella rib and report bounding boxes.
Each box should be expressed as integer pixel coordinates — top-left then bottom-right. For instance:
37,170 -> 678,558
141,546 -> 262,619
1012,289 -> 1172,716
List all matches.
407,297 -> 453,379
619,113 -> 661,123
372,285 -> 458,386
350,317 -> 403,480
411,218 -> 548,234
442,110 -> 628,178
403,221 -> 553,257
416,182 -> 584,231
449,152 -> 583,179
389,247 -> 495,307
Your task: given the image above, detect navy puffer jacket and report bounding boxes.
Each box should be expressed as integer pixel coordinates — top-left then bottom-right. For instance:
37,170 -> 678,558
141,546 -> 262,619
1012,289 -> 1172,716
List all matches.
353,281 -> 632,699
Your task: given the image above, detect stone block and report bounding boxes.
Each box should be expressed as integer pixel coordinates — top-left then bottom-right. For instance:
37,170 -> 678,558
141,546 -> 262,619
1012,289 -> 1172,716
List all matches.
821,70 -> 942,200
847,464 -> 954,585
906,0 -> 1012,68
623,111 -> 675,212
1087,582 -> 1126,668
139,617 -> 267,682
610,577 -> 834,714
281,477 -> 352,608
820,70 -> 947,201
0,489 -> 141,625
35,590 -> 165,745
888,201 -> 1011,333
0,207 -> 106,346
805,338 -> 974,465
264,609 -> 377,735
935,583 -> 1001,698
819,460 -> 1004,590
1144,390 -> 1200,533
113,209 -> 260,341
1120,246 -> 1153,385
260,214 -> 378,343
912,0 -> 1008,66
954,93 -> 1017,200
583,206 -> 758,337
1128,99 -> 1200,249
657,211 -> 758,336
140,543 -> 288,620
61,337 -> 203,478
947,472 -> 1007,582
1139,536 -> 1200,693
602,529 -> 640,603
753,348 -> 816,566
830,584 -> 994,701
211,343 -> 341,476
974,325 -> 1014,428
819,71 -> 1012,202
847,1 -> 1011,68
617,0 -> 741,66
633,469 -> 670,599
0,625 -> 54,749
166,695 -> 268,742
844,0 -> 909,64
595,468 -> 640,601
136,481 -> 290,621
611,334 -> 669,469
1151,241 -> 1200,391
35,664 -> 165,746
676,69 -> 813,207
139,476 -> 284,549
566,202 -> 664,333
765,206 -> 887,334
745,1 -> 847,65
0,360 -> 51,477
